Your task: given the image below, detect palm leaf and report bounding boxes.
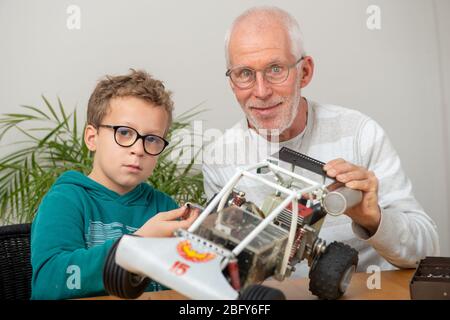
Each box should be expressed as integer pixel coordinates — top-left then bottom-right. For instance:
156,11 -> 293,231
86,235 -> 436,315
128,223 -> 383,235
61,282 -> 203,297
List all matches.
0,96 -> 206,223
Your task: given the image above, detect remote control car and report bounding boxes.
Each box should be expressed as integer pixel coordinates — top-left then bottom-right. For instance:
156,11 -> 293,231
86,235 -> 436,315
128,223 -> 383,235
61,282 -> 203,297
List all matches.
103,147 -> 361,300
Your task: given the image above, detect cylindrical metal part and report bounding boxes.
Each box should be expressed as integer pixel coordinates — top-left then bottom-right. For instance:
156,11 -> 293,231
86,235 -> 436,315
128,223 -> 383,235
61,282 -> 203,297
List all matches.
323,187 -> 363,216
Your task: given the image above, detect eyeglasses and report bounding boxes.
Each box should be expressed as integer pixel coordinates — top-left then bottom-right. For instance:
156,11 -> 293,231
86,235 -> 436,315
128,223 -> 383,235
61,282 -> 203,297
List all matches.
98,125 -> 169,156
225,57 -> 304,89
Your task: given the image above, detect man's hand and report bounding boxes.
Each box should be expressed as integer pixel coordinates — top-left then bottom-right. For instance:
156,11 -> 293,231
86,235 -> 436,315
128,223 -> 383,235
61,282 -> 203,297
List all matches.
134,205 -> 199,238
324,158 -> 381,236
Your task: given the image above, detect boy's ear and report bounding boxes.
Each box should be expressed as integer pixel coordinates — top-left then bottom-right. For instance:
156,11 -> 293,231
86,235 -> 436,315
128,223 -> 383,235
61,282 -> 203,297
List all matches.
84,125 -> 98,152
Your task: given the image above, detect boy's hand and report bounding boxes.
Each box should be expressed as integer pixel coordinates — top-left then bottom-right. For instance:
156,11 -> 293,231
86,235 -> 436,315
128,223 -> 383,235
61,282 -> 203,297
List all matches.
134,205 -> 200,238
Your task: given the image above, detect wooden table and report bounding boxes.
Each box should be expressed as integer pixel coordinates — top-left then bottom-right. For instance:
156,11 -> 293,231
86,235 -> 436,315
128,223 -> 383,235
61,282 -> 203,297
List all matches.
84,269 -> 414,300
264,269 -> 414,300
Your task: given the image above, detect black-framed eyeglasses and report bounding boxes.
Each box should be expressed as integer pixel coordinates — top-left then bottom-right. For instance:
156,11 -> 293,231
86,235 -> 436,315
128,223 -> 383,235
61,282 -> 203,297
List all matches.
225,57 -> 304,89
98,125 -> 169,156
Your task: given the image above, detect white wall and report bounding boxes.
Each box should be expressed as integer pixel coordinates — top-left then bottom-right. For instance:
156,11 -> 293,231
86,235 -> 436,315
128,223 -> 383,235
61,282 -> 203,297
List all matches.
435,0 -> 450,255
0,0 -> 449,254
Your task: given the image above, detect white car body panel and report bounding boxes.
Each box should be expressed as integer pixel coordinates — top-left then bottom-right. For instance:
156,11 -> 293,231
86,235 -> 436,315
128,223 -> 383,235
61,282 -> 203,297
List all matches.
115,235 -> 239,300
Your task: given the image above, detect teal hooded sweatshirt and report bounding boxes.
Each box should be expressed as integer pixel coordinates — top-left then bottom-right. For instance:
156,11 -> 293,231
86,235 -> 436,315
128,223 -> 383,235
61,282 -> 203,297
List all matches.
31,170 -> 178,300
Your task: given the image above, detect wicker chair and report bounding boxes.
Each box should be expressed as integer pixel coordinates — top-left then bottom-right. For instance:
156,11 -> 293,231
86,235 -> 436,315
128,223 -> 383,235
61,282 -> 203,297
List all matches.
0,223 -> 32,300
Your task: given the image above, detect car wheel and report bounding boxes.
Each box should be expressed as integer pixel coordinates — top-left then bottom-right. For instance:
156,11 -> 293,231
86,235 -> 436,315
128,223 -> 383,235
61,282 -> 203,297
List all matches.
239,284 -> 286,300
103,237 -> 151,299
308,241 -> 358,300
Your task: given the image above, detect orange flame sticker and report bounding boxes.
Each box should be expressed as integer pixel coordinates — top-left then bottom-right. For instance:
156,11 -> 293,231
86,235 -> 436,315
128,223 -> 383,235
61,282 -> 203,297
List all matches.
177,240 -> 216,263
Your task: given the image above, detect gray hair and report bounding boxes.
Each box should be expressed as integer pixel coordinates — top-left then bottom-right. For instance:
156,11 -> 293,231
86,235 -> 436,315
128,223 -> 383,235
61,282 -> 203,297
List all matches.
224,6 -> 306,68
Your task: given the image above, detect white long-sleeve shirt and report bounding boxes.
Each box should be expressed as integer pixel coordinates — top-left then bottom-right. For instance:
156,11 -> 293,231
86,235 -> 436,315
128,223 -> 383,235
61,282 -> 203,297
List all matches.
201,98 -> 440,277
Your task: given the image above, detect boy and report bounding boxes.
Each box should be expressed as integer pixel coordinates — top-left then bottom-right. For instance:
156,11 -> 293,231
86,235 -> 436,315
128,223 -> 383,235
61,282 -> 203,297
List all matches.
31,69 -> 198,299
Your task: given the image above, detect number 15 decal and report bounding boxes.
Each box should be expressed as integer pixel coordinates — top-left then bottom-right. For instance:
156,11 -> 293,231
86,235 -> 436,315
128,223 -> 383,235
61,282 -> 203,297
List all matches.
170,261 -> 190,276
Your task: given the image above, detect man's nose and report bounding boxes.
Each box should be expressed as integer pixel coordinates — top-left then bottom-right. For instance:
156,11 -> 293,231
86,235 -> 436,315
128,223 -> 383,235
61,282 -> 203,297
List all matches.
252,72 -> 272,100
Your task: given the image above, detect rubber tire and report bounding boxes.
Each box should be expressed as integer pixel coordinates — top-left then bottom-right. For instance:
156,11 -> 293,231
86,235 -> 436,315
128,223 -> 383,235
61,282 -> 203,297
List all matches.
103,237 -> 151,299
239,284 -> 286,300
309,241 -> 358,300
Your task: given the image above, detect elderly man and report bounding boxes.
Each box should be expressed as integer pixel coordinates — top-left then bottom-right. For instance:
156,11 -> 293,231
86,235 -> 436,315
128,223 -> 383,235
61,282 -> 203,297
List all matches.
202,6 -> 439,276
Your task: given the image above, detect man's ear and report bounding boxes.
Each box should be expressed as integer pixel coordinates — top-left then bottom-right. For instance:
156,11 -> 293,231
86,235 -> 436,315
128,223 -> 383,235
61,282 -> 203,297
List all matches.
299,56 -> 314,89
84,124 -> 98,152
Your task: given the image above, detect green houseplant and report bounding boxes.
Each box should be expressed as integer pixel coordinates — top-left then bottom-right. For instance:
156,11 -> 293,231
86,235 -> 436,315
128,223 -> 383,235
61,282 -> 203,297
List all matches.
0,96 -> 207,224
